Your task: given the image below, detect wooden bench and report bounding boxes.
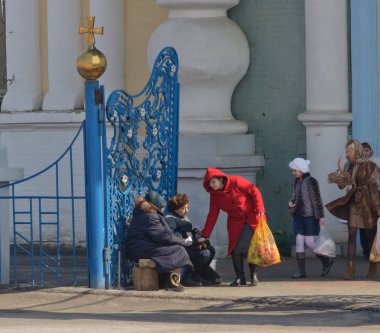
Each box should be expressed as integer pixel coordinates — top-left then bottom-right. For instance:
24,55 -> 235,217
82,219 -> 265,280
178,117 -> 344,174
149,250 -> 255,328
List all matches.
132,259 -> 159,291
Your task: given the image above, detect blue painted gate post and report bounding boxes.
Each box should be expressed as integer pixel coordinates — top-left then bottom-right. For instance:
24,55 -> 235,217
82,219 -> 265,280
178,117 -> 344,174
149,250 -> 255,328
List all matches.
83,81 -> 105,288
77,17 -> 107,288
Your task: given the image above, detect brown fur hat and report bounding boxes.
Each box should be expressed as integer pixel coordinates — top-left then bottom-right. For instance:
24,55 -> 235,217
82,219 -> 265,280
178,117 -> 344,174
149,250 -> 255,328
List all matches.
167,193 -> 189,213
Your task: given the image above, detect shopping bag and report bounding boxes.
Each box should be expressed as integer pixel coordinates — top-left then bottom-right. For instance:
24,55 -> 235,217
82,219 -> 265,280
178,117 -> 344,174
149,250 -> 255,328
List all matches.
313,225 -> 336,258
369,218 -> 380,263
247,216 -> 281,267
376,217 -> 380,253
370,234 -> 380,263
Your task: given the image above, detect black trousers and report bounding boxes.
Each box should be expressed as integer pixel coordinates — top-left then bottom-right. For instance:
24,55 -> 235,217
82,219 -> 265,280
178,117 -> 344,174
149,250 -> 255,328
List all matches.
186,245 -> 215,274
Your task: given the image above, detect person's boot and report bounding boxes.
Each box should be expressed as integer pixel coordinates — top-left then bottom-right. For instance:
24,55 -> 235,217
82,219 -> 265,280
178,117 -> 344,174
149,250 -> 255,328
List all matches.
165,269 -> 185,292
249,263 -> 259,286
200,266 -> 222,285
367,262 -> 377,278
182,271 -> 202,287
316,254 -> 334,277
343,260 -> 355,280
292,252 -> 306,279
229,253 -> 246,286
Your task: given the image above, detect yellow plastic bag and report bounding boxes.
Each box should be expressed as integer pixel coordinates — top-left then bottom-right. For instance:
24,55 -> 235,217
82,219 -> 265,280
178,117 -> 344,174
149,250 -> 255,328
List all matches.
247,216 -> 281,267
370,234 -> 380,263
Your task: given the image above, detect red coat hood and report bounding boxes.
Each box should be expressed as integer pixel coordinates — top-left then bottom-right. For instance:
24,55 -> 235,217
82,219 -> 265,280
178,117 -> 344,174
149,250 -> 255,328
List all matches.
203,168 -> 230,193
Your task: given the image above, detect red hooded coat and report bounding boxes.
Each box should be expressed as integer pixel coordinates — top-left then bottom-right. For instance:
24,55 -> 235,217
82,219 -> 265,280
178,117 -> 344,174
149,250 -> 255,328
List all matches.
202,168 -> 266,255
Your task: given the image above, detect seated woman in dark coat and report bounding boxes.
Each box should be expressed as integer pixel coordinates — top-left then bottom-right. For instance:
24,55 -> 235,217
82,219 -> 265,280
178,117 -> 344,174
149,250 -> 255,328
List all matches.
165,193 -> 221,286
126,191 -> 193,292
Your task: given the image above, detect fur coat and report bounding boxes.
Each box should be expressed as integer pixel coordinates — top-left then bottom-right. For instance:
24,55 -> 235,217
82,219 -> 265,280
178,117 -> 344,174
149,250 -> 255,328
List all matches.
290,173 -> 324,219
326,160 -> 380,228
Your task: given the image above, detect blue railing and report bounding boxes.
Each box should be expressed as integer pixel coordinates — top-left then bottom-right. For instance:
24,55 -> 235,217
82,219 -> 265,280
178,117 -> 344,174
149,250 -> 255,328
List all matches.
0,123 -> 86,286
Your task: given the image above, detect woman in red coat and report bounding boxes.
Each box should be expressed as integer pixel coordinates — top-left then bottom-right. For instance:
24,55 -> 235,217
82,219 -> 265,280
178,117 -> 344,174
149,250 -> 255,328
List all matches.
201,168 -> 266,286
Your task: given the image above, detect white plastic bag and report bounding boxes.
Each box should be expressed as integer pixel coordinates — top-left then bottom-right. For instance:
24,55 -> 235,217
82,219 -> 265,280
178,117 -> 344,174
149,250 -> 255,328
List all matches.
313,225 -> 336,258
376,217 -> 380,253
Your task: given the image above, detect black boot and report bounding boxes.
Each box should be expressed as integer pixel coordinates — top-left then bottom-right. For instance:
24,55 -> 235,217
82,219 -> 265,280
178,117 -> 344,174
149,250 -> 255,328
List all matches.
292,252 -> 306,279
316,254 -> 334,277
229,253 -> 246,286
249,263 -> 259,286
182,271 -> 202,287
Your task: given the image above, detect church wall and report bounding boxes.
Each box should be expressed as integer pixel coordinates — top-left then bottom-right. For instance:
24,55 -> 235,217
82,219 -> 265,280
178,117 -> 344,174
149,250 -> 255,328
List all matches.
1,0 -> 306,254
0,0 -> 168,249
124,0 -> 168,94
39,0 -> 47,94
229,0 -> 307,251
37,0 -> 167,95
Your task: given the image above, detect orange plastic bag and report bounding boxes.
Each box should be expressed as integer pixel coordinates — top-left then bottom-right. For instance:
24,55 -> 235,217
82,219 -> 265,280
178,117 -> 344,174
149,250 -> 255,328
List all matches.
247,216 -> 281,267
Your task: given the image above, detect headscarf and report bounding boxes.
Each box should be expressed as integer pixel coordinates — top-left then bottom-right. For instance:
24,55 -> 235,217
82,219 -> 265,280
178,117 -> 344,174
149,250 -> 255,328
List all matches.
144,191 -> 166,211
345,139 -> 367,165
288,158 -> 310,173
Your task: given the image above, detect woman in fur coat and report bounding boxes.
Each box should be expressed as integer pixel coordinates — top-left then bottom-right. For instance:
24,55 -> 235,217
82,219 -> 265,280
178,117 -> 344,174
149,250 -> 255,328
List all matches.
326,140 -> 380,279
288,158 -> 334,279
201,168 -> 266,287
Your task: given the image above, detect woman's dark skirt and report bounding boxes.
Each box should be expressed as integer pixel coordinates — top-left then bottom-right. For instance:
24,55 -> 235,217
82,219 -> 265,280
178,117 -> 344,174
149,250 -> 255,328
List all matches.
233,223 -> 254,254
293,216 -> 320,236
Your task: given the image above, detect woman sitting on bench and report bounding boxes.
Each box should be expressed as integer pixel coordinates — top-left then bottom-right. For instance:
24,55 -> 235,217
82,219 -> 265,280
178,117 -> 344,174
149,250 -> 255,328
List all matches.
126,191 -> 193,292
165,193 -> 221,286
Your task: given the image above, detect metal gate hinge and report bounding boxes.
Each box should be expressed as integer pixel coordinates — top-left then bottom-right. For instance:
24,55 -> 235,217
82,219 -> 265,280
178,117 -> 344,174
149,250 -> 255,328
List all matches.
103,247 -> 110,263
95,88 -> 103,104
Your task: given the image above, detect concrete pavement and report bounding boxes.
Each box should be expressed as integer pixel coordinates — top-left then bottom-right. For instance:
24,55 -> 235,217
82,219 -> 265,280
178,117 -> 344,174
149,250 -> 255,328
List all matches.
1,256 -> 380,312
1,290 -> 379,333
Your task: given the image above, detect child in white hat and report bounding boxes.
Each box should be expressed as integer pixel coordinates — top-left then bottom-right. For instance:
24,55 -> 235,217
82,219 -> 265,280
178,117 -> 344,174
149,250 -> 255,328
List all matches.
288,158 -> 334,278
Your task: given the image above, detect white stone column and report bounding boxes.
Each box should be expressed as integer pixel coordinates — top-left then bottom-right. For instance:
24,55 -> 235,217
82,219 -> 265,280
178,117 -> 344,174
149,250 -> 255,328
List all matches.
148,0 -> 249,135
42,0 -> 83,111
88,0 -> 125,99
148,0 -> 265,257
0,139 -> 23,284
1,0 -> 42,111
299,0 -> 352,245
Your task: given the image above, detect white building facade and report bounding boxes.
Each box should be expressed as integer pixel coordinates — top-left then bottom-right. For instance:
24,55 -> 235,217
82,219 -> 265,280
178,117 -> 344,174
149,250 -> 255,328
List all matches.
1,0 -> 380,271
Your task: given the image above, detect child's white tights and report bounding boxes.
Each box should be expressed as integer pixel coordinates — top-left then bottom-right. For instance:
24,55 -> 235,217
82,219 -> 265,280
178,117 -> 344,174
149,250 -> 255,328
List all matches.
295,234 -> 315,253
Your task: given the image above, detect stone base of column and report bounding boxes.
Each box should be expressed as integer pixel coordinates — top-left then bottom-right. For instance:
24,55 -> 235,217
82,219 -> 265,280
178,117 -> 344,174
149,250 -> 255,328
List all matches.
42,91 -> 83,111
180,119 -> 248,135
178,133 -> 265,258
1,91 -> 43,112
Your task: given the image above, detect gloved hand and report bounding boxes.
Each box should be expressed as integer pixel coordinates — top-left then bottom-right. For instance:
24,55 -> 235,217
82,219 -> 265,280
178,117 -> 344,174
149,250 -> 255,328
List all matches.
184,235 -> 193,246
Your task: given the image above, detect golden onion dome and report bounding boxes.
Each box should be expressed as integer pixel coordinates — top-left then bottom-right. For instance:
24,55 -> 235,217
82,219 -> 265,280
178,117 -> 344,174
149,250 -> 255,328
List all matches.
76,45 -> 107,81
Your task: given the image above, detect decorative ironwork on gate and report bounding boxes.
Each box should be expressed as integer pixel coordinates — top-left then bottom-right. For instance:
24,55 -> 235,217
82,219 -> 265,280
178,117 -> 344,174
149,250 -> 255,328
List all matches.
104,47 -> 179,288
0,123 -> 86,286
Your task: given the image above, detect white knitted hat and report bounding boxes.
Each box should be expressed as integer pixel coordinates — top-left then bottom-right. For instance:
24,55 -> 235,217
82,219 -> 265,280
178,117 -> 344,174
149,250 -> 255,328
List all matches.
289,158 -> 310,173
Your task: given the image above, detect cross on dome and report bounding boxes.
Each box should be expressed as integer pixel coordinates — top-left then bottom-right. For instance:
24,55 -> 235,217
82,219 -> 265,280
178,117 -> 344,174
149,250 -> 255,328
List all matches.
79,16 -> 103,46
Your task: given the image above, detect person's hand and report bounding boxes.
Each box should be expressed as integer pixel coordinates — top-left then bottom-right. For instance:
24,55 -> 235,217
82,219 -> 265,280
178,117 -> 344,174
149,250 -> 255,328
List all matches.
184,235 -> 193,246
288,201 -> 295,208
186,231 -> 192,237
319,218 -> 325,226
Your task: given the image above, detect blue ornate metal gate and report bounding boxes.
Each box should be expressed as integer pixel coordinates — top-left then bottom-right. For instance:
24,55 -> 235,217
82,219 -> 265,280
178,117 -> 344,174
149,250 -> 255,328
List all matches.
0,47 -> 178,289
103,47 -> 179,288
